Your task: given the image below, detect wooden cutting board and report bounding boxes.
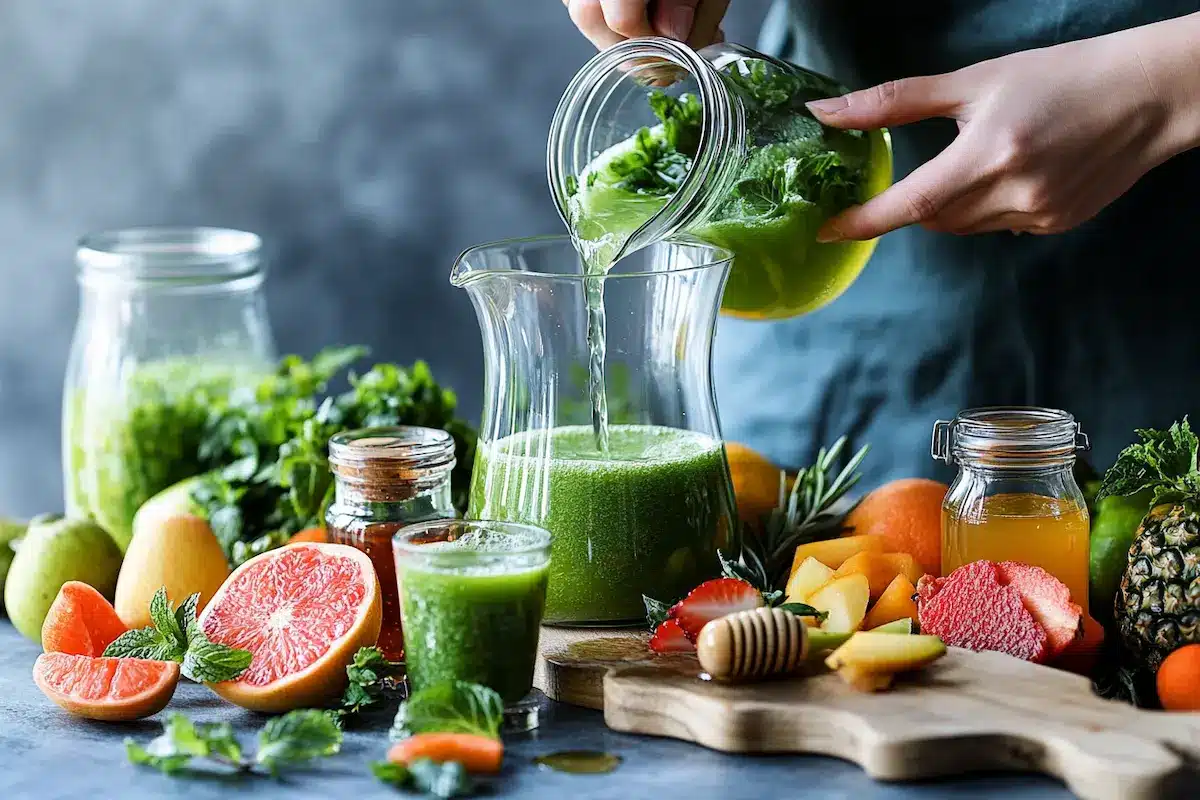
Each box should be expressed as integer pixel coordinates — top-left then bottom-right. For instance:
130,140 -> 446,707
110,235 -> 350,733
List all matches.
532,627 -> 1200,800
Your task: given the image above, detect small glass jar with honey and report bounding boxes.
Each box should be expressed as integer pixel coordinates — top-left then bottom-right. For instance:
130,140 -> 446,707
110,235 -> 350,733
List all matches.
326,426 -> 457,662
932,407 -> 1091,612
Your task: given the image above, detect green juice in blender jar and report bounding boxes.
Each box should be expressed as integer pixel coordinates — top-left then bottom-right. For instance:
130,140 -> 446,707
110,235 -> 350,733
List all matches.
398,551 -> 550,702
468,424 -> 735,624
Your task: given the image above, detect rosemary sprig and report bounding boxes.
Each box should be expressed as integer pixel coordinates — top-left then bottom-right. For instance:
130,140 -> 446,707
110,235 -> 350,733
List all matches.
721,436 -> 868,593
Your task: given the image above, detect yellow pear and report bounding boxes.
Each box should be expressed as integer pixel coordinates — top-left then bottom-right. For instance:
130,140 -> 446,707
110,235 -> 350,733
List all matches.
115,512 -> 230,629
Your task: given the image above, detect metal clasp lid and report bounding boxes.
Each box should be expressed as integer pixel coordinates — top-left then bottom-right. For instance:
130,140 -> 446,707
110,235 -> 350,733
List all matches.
931,419 -> 953,464
1074,421 -> 1090,452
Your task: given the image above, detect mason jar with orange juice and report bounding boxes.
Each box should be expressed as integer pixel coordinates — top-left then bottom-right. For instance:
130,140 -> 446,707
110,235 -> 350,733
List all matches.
932,407 -> 1090,612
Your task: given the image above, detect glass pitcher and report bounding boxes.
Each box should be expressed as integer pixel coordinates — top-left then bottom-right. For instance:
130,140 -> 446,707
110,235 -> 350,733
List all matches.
64,227 -> 275,552
452,235 -> 737,625
548,38 -> 893,320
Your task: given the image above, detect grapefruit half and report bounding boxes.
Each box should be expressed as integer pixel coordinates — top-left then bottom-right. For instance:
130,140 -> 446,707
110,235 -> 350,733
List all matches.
41,581 -> 129,657
198,542 -> 382,713
33,653 -> 179,721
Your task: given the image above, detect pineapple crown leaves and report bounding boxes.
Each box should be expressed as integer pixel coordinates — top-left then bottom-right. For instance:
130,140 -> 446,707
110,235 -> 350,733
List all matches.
722,436 -> 868,592
1097,418 -> 1200,506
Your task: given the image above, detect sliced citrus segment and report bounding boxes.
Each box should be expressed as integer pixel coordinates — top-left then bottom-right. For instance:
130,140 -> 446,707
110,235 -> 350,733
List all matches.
33,653 -> 179,721
41,581 -> 129,657
198,543 -> 382,712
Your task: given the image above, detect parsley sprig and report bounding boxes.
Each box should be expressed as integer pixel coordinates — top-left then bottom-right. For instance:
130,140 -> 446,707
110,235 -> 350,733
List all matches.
103,587 -> 252,683
332,646 -> 404,721
126,710 -> 342,777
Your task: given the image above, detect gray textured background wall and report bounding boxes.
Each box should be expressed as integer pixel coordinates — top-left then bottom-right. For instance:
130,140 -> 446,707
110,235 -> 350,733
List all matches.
0,0 -> 772,517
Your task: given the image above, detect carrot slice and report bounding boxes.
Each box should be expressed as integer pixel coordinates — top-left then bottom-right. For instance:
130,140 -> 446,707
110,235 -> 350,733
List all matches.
387,733 -> 504,774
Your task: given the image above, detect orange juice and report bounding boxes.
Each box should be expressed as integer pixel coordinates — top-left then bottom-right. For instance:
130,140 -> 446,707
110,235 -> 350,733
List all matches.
942,493 -> 1089,613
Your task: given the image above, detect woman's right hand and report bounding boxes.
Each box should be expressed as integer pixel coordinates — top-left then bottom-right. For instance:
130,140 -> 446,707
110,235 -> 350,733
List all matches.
563,0 -> 727,51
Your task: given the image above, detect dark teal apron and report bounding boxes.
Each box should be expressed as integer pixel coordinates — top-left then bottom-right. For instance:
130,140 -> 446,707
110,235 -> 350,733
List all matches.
715,1 -> 1200,483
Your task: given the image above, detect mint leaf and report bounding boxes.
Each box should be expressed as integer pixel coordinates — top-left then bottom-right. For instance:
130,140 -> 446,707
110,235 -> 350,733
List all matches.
408,759 -> 474,799
255,710 -> 342,776
174,593 -> 201,644
125,740 -> 191,775
125,712 -> 244,775
389,681 -> 503,741
150,587 -> 186,651
182,640 -> 253,684
103,627 -> 182,661
336,646 -> 403,717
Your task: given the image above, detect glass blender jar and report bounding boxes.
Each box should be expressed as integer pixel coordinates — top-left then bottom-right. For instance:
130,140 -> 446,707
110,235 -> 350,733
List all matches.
548,38 -> 893,320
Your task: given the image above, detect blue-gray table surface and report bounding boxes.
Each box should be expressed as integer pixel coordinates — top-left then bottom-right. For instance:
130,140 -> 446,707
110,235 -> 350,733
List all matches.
0,622 -> 1073,799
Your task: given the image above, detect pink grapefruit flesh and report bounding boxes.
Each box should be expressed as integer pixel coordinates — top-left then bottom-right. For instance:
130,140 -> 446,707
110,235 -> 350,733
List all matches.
198,542 -> 382,712
33,653 -> 179,722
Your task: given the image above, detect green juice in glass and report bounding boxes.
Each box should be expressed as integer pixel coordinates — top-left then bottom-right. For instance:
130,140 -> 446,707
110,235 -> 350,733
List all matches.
468,424 -> 735,624
396,524 -> 550,704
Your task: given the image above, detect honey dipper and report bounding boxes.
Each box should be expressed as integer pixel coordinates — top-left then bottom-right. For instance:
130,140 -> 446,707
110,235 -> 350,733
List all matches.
697,606 -> 809,682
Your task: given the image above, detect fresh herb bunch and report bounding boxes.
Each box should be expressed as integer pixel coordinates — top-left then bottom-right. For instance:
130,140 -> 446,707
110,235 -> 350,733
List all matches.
103,587 -> 252,683
127,709 -> 342,777
192,346 -> 478,565
723,436 -> 868,594
1096,418 -> 1200,503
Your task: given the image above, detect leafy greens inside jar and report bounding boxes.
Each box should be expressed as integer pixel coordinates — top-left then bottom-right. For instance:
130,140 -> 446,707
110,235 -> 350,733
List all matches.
548,40 -> 893,320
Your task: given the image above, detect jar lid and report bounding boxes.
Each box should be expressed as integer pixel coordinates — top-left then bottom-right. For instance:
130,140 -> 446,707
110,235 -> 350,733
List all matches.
931,407 -> 1089,466
328,426 -> 456,482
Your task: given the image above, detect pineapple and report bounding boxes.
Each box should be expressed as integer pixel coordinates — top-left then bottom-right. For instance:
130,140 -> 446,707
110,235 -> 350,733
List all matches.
1115,502 -> 1200,671
1099,419 -> 1200,672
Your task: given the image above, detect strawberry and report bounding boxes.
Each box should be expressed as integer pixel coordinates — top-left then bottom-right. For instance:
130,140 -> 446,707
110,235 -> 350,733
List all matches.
668,577 -> 764,640
648,618 -> 695,653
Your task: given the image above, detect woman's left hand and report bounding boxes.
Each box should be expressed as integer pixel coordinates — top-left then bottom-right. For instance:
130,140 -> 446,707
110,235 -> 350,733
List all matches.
807,14 -> 1200,241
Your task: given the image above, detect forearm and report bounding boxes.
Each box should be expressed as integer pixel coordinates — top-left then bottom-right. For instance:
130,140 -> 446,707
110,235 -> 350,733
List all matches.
1125,12 -> 1200,159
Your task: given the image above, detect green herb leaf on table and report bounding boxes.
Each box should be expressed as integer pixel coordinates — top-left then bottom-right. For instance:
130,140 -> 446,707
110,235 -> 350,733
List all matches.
127,710 -> 343,777
389,681 -> 504,742
371,759 -> 475,798
255,710 -> 343,776
334,646 -> 405,719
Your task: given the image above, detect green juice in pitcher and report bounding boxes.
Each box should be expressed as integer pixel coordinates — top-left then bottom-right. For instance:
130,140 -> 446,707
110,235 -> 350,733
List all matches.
468,424 -> 735,624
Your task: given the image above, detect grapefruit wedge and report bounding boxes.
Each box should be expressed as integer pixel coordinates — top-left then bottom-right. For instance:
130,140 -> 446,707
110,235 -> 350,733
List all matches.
41,581 -> 128,657
198,543 -> 382,713
33,653 -> 179,721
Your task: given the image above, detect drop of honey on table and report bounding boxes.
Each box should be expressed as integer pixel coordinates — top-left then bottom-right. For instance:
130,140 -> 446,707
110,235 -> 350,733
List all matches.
533,751 -> 623,774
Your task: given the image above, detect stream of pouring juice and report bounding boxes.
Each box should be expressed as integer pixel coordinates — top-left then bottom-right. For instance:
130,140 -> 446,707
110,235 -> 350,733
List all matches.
942,493 -> 1090,613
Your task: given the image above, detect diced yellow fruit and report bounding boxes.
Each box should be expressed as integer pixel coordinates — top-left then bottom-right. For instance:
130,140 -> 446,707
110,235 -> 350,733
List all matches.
808,573 -> 870,634
880,552 -> 923,585
836,665 -> 894,692
861,574 -> 919,631
790,534 -> 885,572
868,618 -> 913,634
833,551 -> 904,601
785,557 -> 834,602
825,632 -> 947,674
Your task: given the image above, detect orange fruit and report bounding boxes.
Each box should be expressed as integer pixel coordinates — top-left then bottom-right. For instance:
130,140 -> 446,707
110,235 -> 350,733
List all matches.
198,542 -> 382,713
844,478 -> 948,576
33,653 -> 179,721
290,527 -> 328,544
1157,644 -> 1200,711
725,442 -> 792,530
41,581 -> 128,657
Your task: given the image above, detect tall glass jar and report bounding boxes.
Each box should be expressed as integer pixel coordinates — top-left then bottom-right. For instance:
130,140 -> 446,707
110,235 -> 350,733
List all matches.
63,227 -> 275,552
933,407 -> 1091,612
326,426 -> 457,662
548,39 -> 893,320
